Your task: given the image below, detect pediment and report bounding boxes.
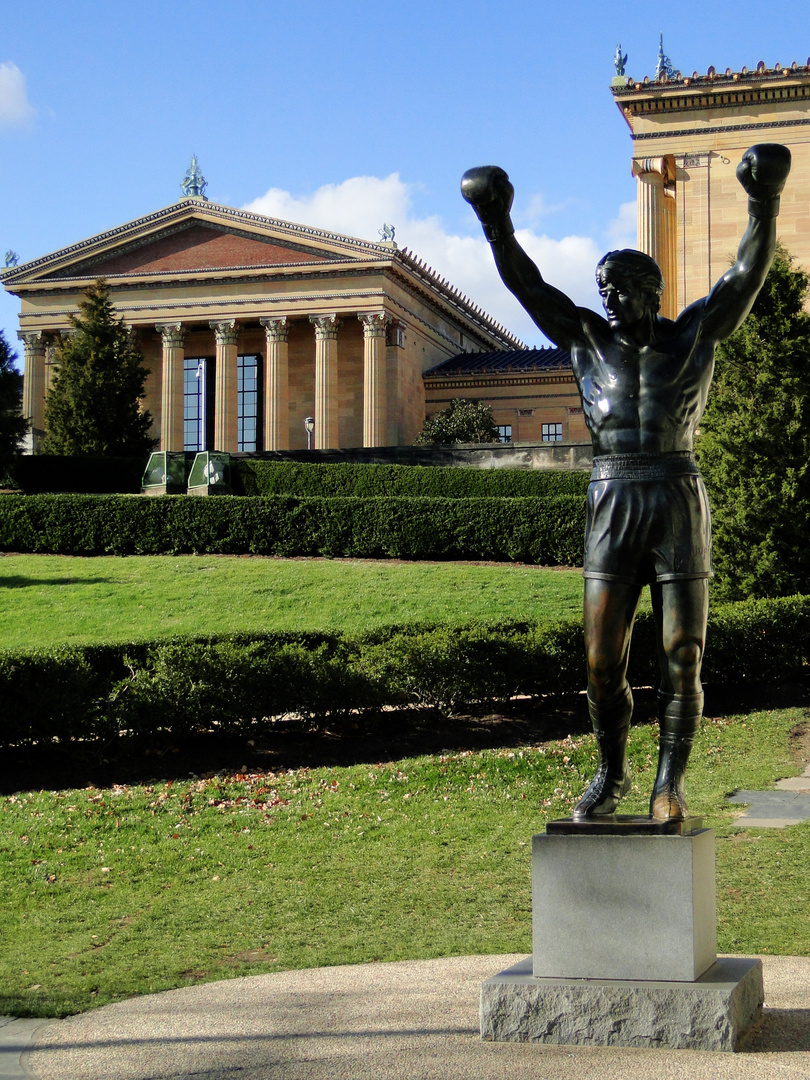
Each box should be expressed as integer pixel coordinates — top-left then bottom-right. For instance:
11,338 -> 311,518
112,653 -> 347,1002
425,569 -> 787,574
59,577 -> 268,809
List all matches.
44,220 -> 344,279
5,200 -> 393,286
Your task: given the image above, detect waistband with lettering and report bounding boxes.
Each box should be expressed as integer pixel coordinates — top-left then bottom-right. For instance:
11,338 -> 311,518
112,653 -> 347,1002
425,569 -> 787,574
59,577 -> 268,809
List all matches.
590,451 -> 700,482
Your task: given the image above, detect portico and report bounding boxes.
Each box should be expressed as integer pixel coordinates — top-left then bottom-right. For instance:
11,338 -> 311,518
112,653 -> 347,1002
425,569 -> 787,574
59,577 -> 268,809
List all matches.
3,188 -> 523,453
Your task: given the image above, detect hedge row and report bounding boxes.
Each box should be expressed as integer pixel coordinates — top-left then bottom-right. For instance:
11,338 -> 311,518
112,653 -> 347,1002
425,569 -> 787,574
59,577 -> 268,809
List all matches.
7,455 -> 146,494
234,460 -> 591,498
5,456 -> 591,498
1,596 -> 807,746
0,493 -> 586,564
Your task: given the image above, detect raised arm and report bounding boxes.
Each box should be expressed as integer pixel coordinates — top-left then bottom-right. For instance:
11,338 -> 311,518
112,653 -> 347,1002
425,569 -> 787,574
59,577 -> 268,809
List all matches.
461,167 -> 588,349
696,144 -> 791,343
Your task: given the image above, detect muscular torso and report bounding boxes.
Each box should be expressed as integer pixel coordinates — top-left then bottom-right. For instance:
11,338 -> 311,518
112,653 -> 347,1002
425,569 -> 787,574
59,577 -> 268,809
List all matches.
572,308 -> 715,456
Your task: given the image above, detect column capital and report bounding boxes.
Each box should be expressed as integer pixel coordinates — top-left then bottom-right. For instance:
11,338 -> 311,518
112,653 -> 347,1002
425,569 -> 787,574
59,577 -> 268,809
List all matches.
632,155 -> 676,184
260,316 -> 290,342
156,322 -> 185,348
210,320 -> 238,346
309,314 -> 341,340
17,330 -> 45,349
359,312 -> 391,338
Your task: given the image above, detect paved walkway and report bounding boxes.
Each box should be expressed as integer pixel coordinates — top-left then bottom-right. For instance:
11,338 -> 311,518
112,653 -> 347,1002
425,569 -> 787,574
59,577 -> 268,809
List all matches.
2,953 -> 809,1079
728,761 -> 810,828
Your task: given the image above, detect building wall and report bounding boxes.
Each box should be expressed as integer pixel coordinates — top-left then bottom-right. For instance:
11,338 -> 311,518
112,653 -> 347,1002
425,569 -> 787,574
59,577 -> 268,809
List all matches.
424,372 -> 589,444
614,67 -> 810,313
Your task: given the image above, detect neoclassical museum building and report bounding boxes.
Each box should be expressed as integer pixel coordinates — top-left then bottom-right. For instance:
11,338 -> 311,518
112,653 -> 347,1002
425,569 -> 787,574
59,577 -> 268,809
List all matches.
2,162 -> 528,454
9,52 -> 810,456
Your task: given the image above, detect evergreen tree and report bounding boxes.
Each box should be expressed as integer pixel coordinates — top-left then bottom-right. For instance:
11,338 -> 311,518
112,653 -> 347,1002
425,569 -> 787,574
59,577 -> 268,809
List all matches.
42,279 -> 155,456
415,397 -> 501,444
696,245 -> 810,599
0,330 -> 26,478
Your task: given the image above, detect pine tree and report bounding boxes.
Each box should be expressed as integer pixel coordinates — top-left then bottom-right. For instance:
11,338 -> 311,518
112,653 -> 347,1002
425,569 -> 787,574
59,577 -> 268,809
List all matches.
42,279 -> 155,456
696,246 -> 810,599
0,330 -> 26,479
415,398 -> 501,444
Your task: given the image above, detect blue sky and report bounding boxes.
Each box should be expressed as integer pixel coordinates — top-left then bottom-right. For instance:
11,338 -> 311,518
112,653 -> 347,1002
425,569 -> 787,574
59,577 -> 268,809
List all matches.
2,0 -> 809,360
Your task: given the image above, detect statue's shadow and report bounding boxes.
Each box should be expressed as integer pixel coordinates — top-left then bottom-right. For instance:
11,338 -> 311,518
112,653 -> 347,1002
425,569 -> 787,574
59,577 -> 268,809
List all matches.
744,1007 -> 810,1053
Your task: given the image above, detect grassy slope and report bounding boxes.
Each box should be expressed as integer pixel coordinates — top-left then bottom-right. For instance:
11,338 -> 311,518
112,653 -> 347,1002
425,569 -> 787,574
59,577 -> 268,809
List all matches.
0,554 -> 588,649
1,706 -> 807,1018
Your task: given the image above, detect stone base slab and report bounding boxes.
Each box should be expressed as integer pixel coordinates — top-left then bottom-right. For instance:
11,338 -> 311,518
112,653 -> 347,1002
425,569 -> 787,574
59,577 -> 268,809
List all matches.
481,955 -> 763,1052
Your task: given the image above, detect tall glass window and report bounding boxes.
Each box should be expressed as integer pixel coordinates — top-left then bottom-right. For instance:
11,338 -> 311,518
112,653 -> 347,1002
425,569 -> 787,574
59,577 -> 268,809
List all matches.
184,357 -> 207,451
237,354 -> 260,452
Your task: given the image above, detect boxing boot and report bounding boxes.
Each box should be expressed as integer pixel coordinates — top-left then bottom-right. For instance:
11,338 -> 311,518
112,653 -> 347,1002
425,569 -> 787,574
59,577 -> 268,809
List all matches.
650,692 -> 702,822
572,685 -> 632,820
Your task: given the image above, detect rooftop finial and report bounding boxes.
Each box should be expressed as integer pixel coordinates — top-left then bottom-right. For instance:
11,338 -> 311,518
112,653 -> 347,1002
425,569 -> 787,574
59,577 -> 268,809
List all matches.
181,155 -> 208,200
656,32 -> 676,79
614,44 -> 627,77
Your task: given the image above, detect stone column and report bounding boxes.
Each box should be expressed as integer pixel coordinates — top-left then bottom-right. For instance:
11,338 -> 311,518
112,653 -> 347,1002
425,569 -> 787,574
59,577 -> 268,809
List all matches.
359,312 -> 390,447
18,331 -> 46,452
632,156 -> 677,319
260,316 -> 290,451
309,314 -> 340,449
44,335 -> 60,396
210,320 -> 239,452
157,323 -> 185,451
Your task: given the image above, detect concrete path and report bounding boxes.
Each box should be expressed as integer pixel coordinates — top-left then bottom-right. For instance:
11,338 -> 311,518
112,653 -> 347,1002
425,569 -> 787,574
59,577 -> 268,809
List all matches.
3,953 -> 808,1079
728,761 -> 810,828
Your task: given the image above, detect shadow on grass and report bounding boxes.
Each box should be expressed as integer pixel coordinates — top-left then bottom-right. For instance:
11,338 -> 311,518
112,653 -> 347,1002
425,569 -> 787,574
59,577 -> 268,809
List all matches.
0,681 -> 806,797
0,576 -> 116,589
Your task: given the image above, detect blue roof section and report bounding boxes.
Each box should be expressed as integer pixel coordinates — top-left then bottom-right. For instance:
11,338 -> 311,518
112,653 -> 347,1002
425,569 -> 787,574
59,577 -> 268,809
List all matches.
423,347 -> 572,377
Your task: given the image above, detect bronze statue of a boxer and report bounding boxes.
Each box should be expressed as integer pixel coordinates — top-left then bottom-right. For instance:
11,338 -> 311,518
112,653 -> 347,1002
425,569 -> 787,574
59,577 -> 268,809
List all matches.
462,144 -> 791,821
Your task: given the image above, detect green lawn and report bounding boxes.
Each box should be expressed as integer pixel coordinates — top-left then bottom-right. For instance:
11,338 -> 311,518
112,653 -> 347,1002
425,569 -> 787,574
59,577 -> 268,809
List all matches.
0,554 -> 588,649
1,705 -> 807,1018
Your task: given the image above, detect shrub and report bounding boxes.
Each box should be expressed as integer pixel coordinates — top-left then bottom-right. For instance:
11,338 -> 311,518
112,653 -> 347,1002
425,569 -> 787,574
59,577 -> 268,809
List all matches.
233,460 -> 590,499
0,493 -> 587,564
0,597 -> 806,748
8,456 -> 146,494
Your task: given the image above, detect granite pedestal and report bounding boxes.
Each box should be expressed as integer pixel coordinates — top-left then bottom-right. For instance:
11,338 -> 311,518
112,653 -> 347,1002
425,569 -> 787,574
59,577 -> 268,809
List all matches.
480,819 -> 764,1051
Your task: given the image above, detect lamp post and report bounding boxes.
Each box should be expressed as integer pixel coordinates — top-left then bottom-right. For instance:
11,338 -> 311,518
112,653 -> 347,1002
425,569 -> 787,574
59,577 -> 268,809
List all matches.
304,416 -> 315,450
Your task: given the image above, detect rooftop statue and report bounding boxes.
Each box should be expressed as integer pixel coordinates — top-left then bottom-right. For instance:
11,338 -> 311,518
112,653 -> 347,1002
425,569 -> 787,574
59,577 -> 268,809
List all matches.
461,143 -> 791,821
614,45 -> 627,77
181,154 -> 208,200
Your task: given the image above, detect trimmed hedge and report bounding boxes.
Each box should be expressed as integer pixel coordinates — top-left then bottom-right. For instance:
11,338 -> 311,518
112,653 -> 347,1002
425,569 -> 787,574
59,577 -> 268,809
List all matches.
0,493 -> 586,564
1,596 -> 807,747
7,455 -> 146,494
234,460 -> 591,498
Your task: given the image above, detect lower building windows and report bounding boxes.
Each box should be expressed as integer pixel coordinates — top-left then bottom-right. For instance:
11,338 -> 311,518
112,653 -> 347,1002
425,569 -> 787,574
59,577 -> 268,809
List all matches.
183,354 -> 262,452
237,354 -> 261,452
542,422 -> 563,442
497,425 -> 512,443
184,357 -> 211,451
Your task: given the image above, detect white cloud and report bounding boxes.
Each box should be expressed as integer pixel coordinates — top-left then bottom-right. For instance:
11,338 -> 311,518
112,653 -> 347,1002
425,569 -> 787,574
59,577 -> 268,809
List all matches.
606,200 -> 637,251
243,174 -> 625,347
0,62 -> 35,128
